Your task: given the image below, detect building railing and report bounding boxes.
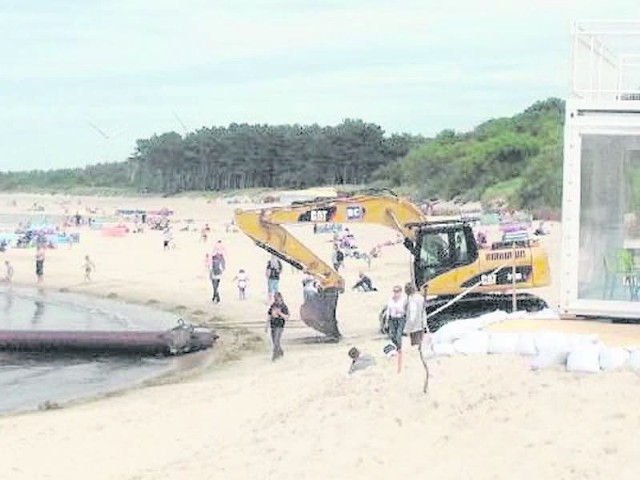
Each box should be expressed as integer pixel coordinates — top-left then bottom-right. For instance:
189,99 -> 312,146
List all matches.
571,20 -> 640,101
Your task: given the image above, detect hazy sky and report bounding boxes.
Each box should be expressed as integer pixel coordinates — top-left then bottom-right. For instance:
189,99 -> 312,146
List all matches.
0,0 -> 637,171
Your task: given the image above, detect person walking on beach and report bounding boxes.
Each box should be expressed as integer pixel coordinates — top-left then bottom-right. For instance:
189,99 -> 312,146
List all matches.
35,247 -> 45,283
404,282 -> 428,347
266,291 -> 289,361
383,285 -> 407,373
209,252 -> 225,303
200,224 -> 211,242
83,255 -> 96,282
3,260 -> 14,283
265,255 -> 283,303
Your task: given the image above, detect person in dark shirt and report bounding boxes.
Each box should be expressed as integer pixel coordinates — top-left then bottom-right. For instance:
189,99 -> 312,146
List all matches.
352,272 -> 377,292
265,255 -> 283,303
266,291 -> 289,361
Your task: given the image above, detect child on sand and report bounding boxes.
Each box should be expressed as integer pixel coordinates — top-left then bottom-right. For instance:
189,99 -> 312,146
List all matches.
233,269 -> 249,300
83,255 -> 96,282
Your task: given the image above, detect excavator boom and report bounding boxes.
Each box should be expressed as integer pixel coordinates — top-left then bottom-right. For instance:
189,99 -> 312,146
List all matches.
235,192 -> 427,290
234,191 -> 426,337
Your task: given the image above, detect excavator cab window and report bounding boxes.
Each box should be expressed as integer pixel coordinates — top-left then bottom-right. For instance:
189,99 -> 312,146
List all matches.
413,224 -> 478,285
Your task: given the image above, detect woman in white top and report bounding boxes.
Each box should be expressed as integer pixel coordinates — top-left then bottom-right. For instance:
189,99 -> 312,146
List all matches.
404,282 -> 428,346
384,285 -> 407,373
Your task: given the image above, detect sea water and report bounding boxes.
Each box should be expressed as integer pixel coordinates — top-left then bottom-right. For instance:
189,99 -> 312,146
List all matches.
0,286 -> 184,415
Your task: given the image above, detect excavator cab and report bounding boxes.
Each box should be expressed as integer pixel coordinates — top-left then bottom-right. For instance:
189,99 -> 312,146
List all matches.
409,221 -> 479,288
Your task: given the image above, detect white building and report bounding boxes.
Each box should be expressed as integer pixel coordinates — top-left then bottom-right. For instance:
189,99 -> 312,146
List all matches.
561,21 -> 640,319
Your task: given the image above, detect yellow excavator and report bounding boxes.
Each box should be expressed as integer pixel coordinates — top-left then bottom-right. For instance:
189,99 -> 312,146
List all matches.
234,190 -> 551,339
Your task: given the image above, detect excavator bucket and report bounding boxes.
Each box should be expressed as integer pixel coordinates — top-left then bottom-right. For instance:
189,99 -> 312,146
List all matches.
299,288 -> 341,340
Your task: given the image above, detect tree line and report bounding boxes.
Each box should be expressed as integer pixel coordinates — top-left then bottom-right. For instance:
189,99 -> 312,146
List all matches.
374,98 -> 565,209
0,99 -> 566,209
129,120 -> 423,192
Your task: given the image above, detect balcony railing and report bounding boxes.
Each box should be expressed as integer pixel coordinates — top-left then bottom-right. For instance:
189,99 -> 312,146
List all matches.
571,20 -> 640,101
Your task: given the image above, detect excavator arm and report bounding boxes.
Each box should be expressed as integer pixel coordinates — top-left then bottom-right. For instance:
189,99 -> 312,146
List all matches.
234,191 -> 427,337
234,191 -> 427,288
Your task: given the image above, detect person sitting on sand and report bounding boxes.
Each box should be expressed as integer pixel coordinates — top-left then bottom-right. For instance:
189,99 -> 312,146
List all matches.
348,347 -> 376,374
352,272 -> 377,292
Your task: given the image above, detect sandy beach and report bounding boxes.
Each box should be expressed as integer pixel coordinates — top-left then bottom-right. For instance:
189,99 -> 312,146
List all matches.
1,192 -> 640,480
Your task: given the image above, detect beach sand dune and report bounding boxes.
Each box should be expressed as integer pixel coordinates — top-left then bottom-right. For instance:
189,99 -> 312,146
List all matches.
0,193 -> 639,480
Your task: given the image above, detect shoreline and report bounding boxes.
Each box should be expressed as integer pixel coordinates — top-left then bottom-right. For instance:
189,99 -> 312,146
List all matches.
0,280 -> 268,418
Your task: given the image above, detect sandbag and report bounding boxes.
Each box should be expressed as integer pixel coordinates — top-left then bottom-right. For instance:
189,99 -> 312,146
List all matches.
628,349 -> 640,370
431,311 -> 507,344
529,308 -> 561,320
566,344 -> 602,373
432,342 -> 456,356
530,350 -> 569,370
453,331 -> 489,355
599,347 -> 630,371
534,332 -> 571,353
473,310 -> 509,329
420,346 -> 435,360
516,332 -> 537,356
487,332 -> 519,354
431,321 -> 474,344
567,334 -> 599,348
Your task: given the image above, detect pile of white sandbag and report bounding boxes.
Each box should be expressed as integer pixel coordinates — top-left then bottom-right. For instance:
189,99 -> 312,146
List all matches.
421,309 -> 640,373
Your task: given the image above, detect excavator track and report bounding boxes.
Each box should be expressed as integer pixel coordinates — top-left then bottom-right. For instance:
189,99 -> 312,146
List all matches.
379,293 -> 548,335
424,292 -> 548,332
